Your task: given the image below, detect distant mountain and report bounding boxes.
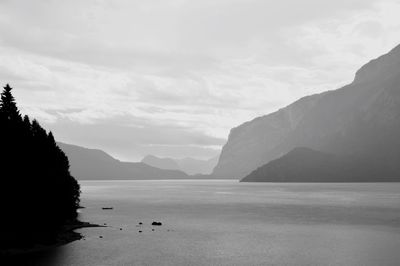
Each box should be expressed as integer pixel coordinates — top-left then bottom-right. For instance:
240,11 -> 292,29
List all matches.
241,147 -> 397,182
141,155 -> 219,175
176,156 -> 219,175
58,143 -> 189,180
214,44 -> 400,180
142,155 -> 180,171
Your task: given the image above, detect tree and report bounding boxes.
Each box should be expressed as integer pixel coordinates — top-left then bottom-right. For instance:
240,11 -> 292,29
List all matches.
0,84 -> 80,249
0,84 -> 20,121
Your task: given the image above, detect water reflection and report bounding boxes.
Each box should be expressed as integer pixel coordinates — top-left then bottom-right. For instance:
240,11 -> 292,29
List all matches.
2,245 -> 67,266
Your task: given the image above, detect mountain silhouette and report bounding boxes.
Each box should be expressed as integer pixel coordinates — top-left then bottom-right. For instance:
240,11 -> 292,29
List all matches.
142,155 -> 181,171
58,143 -> 189,180
241,147 -> 397,182
142,155 -> 219,175
213,44 -> 400,180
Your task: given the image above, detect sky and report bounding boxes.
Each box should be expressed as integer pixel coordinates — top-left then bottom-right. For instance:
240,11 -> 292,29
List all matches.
0,0 -> 400,161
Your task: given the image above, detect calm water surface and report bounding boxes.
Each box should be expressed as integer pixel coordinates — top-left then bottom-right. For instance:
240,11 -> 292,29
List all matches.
16,181 -> 400,265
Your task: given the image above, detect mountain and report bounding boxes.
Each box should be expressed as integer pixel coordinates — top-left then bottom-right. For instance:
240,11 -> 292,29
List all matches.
241,147 -> 396,182
176,156 -> 219,175
213,94 -> 322,178
213,44 -> 400,180
141,155 -> 219,175
142,155 -> 180,171
58,143 -> 189,180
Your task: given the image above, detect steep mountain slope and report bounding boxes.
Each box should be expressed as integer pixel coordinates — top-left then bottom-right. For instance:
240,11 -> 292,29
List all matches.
213,44 -> 400,179
58,143 -> 189,180
213,94 -> 323,178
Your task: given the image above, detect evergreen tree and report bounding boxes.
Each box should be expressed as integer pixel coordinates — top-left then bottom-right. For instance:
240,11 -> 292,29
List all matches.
0,84 -> 20,121
0,84 -> 80,249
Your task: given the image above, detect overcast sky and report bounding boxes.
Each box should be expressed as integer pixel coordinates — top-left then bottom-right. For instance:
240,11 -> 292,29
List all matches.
1,0 -> 400,161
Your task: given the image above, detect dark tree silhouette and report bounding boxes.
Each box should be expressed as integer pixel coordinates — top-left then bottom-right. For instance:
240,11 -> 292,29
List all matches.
0,84 -> 20,121
0,84 -> 80,249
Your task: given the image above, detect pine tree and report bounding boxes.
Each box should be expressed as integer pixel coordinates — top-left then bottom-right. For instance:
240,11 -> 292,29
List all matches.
0,84 -> 21,121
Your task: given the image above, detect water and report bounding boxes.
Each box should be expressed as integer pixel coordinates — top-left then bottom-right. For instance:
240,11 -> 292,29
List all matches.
13,181 -> 400,265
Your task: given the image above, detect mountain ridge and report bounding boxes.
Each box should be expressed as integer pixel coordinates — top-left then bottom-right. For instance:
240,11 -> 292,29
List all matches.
213,44 -> 400,179
142,154 -> 219,175
58,142 -> 189,180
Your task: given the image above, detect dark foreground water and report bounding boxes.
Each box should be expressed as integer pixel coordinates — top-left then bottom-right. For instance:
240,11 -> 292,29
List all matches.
10,181 -> 400,266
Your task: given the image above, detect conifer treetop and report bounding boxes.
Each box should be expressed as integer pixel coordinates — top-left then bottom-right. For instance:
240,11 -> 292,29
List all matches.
0,84 -> 20,120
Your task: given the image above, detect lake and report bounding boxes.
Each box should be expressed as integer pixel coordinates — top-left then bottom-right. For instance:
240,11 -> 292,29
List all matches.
14,180 -> 400,265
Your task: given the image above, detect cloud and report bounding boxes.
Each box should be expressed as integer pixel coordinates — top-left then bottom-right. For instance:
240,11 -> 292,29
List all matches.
0,0 -> 381,69
353,20 -> 384,38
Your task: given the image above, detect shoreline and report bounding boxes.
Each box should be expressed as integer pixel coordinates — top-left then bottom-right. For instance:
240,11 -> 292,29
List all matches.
0,220 -> 104,256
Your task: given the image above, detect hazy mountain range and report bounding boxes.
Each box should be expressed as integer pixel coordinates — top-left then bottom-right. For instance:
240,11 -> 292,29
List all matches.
59,44 -> 400,182
58,143 -> 189,180
141,155 -> 219,175
214,44 -> 400,181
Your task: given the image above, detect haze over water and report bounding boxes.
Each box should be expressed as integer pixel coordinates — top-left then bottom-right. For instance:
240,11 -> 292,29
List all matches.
25,180 -> 400,266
